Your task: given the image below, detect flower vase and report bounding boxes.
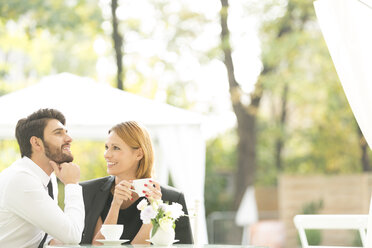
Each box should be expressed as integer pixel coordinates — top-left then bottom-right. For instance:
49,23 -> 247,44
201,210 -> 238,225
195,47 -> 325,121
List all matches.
150,227 -> 175,246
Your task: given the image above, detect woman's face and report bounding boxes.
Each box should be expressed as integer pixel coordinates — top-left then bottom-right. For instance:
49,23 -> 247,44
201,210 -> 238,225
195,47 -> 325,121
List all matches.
104,131 -> 141,178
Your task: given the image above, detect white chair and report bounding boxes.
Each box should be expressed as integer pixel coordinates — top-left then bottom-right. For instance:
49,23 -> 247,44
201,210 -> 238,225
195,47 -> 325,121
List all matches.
293,214 -> 368,248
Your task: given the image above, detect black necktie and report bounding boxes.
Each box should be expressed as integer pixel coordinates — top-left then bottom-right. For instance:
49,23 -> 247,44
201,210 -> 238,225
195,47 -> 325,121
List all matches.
47,181 -> 54,199
38,181 -> 54,248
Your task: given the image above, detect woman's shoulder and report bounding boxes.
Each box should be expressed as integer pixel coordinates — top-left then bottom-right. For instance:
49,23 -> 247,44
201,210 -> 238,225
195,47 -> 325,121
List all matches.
161,185 -> 184,201
80,176 -> 113,189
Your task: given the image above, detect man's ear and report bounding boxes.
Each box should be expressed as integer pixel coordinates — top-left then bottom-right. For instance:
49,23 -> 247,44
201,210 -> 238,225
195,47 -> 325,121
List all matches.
136,148 -> 144,161
30,136 -> 43,152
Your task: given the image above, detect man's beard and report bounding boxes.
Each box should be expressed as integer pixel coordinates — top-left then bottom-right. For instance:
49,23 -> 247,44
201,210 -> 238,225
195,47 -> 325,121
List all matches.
43,140 -> 73,163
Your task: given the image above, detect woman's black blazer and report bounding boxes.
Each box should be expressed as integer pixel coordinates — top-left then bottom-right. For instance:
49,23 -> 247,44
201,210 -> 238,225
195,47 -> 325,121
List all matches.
79,176 -> 193,244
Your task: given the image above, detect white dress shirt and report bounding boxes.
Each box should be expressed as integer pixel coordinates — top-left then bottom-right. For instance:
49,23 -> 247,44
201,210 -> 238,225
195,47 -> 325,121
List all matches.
0,157 -> 85,248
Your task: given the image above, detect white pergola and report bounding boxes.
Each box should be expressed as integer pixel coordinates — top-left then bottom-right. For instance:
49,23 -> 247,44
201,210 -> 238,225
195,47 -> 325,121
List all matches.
0,72 -> 208,244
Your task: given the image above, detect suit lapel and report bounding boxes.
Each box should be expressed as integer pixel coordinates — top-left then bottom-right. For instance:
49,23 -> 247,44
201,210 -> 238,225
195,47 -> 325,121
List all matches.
92,176 -> 114,213
84,176 -> 115,243
101,176 -> 115,192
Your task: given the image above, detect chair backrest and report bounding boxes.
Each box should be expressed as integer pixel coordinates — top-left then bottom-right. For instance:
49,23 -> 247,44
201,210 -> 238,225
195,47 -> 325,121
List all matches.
293,214 -> 368,248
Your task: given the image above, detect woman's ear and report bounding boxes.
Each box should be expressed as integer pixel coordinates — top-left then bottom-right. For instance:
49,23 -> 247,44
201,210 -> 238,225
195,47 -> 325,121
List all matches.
136,148 -> 144,161
30,136 -> 43,152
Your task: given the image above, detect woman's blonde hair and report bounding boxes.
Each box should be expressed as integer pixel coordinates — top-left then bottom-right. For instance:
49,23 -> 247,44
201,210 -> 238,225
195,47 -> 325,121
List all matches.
109,121 -> 154,179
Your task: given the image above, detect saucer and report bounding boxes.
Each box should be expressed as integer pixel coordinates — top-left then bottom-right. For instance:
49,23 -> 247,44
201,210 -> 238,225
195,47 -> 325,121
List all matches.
145,239 -> 179,244
96,239 -> 130,245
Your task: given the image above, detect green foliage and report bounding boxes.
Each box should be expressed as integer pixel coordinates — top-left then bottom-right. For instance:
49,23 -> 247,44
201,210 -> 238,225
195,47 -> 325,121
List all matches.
151,221 -> 159,237
255,119 -> 279,186
0,0 -> 102,34
0,140 -> 20,172
86,0 -> 213,104
204,129 -> 237,216
254,0 -> 366,180
166,80 -> 196,109
72,141 -> 108,181
305,229 -> 322,246
302,199 -> 323,215
0,0 -> 102,85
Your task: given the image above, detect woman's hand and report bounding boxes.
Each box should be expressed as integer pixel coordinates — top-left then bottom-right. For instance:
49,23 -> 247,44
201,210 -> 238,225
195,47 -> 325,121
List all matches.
144,180 -> 162,200
112,180 -> 133,207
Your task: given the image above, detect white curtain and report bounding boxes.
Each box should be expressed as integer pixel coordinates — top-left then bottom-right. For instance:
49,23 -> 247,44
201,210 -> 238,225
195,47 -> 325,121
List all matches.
149,125 -> 208,244
314,0 -> 372,147
314,2 -> 372,243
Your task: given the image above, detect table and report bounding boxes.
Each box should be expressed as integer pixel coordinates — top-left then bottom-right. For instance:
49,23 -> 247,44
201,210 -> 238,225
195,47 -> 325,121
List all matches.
46,244 -> 267,248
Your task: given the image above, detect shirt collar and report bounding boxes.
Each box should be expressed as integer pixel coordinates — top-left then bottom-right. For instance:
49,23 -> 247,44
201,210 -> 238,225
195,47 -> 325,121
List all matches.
21,156 -> 51,188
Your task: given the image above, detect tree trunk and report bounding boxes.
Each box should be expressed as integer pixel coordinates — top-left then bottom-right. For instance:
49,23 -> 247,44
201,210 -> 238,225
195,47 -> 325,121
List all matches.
220,0 -> 263,208
111,0 -> 124,90
356,123 -> 370,171
274,83 -> 289,170
235,111 -> 259,208
219,0 -> 310,208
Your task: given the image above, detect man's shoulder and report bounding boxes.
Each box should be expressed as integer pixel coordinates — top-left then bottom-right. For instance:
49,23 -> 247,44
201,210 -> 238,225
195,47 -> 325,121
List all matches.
0,164 -> 41,206
0,163 -> 36,186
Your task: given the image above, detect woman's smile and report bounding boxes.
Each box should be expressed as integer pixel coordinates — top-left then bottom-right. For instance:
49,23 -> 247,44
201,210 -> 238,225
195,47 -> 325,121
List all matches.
106,161 -> 117,168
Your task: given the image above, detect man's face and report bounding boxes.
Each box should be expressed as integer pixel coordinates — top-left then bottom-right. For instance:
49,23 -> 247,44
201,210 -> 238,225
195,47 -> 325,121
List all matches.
42,119 -> 73,163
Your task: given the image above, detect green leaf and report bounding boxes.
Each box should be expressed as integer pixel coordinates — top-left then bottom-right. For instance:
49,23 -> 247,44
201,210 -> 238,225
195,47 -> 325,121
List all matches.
151,223 -> 159,238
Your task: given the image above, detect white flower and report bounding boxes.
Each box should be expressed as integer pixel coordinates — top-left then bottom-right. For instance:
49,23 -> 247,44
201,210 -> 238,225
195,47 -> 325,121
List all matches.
168,203 -> 184,219
158,203 -> 168,212
137,199 -> 148,211
137,198 -> 185,236
159,217 -> 174,232
140,205 -> 157,224
151,199 -> 163,210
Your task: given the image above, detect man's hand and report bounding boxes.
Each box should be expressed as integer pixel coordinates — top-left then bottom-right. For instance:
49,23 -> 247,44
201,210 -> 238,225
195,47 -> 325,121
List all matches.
49,239 -> 62,245
50,161 -> 80,185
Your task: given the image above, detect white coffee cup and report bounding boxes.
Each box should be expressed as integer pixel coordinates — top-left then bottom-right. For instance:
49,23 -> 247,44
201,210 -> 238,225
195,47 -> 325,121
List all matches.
100,224 -> 124,240
132,178 -> 153,197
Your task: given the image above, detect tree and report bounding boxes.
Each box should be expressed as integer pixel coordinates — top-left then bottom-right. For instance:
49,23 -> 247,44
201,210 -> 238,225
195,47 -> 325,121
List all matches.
205,129 -> 237,216
220,0 -> 264,208
110,0 -> 124,90
357,121 -> 370,171
219,0 -> 336,206
0,0 -> 102,85
258,0 -> 315,176
257,1 -> 370,176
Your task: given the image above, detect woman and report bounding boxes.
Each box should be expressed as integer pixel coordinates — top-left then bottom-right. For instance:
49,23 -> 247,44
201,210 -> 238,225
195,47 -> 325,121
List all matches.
80,121 -> 193,244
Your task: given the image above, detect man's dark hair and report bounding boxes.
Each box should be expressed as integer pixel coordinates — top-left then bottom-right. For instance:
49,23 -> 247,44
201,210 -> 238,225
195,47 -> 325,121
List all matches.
15,108 -> 66,158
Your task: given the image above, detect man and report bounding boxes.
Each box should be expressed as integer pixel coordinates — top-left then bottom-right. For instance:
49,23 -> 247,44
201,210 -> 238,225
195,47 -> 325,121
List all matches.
0,108 -> 84,247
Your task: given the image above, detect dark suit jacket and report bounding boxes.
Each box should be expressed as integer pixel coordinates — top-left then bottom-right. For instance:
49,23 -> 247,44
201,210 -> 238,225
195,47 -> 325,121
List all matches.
79,176 -> 193,244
